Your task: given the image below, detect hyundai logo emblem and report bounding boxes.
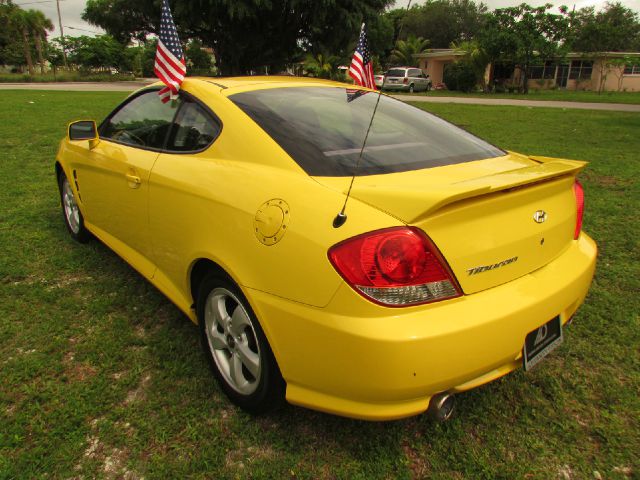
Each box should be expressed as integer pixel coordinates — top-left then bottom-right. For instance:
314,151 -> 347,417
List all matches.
533,210 -> 547,223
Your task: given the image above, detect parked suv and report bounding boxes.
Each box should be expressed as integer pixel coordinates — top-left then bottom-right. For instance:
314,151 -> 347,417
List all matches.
382,67 -> 431,93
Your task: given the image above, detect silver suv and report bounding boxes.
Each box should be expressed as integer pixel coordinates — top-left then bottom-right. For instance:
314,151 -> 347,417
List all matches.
382,67 -> 431,93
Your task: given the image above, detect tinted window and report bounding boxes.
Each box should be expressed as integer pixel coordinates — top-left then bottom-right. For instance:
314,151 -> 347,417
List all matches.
409,69 -> 422,78
166,99 -> 220,152
230,87 -> 504,177
100,91 -> 179,149
386,68 -> 407,77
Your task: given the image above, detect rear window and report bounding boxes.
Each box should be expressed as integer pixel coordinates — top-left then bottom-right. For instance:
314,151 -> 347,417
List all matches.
386,69 -> 407,77
230,87 -> 504,177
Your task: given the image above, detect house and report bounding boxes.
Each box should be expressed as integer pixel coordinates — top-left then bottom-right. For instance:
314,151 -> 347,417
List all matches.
414,50 -> 640,92
414,49 -> 466,88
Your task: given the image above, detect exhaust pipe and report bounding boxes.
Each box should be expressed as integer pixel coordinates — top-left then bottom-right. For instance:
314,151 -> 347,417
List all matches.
426,392 -> 455,422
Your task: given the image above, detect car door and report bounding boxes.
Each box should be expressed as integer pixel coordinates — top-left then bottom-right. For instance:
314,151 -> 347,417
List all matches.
147,95 -> 222,301
77,90 -> 181,279
409,69 -> 425,91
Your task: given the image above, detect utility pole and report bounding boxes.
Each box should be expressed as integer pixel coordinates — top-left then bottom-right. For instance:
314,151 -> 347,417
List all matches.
56,0 -> 68,68
396,0 -> 413,42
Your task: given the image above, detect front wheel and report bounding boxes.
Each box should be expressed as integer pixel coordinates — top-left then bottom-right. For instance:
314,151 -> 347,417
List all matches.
58,172 -> 91,243
197,273 -> 285,413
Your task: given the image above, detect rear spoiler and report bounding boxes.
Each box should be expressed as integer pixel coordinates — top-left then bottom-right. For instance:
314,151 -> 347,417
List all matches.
350,156 -> 586,223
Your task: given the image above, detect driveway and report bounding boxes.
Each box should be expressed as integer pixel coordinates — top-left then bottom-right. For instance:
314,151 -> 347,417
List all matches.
1,81 -> 639,112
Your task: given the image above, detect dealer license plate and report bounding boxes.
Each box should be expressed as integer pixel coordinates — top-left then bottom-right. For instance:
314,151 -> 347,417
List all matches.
523,316 -> 563,371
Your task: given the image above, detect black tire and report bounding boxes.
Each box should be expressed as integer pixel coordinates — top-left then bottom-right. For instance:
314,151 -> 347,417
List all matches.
58,172 -> 91,243
409,84 -> 415,93
197,272 -> 285,413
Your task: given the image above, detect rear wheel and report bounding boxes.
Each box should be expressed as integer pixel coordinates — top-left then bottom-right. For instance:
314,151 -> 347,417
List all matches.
58,172 -> 91,243
409,83 -> 415,93
197,273 -> 285,413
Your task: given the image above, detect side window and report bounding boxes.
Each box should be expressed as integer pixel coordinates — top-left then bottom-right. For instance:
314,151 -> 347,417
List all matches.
100,91 -> 180,149
409,69 -> 423,78
166,99 -> 221,152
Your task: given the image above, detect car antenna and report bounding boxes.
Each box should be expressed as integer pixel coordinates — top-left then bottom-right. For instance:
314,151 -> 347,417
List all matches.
333,89 -> 383,228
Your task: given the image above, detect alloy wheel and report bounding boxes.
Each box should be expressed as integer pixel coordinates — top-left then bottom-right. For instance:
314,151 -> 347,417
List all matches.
62,178 -> 80,234
204,287 -> 261,395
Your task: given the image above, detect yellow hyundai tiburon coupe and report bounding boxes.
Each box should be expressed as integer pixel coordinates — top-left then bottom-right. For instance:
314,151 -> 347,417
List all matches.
55,77 -> 597,421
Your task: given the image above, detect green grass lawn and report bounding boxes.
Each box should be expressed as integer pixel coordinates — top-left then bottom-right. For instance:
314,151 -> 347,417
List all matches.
0,72 -> 137,83
407,88 -> 640,105
1,90 -> 638,479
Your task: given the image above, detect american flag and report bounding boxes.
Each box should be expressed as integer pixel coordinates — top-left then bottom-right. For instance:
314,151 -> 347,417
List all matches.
154,0 -> 186,103
349,23 -> 376,90
345,87 -> 369,103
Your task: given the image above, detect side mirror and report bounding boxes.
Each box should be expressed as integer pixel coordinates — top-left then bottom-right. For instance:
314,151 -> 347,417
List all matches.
68,120 -> 97,141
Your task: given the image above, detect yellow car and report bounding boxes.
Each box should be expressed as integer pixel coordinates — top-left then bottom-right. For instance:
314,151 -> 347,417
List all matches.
55,77 -> 597,421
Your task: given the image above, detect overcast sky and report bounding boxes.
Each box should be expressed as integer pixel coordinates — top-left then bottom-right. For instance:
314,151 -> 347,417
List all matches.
13,0 -> 640,39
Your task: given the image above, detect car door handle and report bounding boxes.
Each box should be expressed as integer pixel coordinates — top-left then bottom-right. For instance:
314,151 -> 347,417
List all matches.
125,173 -> 141,188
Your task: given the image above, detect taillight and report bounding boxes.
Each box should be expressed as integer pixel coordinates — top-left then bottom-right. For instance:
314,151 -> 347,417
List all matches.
328,227 -> 462,306
403,77 -> 408,85
573,180 -> 584,240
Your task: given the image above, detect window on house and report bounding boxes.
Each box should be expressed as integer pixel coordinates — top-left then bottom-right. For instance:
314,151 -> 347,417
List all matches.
569,61 -> 593,80
624,64 -> 640,75
543,61 -> 557,79
529,65 -> 544,79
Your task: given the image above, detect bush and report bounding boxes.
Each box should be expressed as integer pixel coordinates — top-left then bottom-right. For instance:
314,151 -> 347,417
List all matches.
443,61 -> 478,92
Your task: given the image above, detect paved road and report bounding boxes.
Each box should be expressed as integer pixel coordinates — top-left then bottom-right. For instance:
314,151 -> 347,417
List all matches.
2,81 -> 639,112
392,94 -> 640,112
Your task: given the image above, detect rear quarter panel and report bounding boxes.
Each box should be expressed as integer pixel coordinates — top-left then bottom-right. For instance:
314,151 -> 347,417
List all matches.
147,84 -> 400,312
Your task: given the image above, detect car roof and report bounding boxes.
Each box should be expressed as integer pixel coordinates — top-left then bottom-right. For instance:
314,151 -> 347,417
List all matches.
144,76 -> 355,97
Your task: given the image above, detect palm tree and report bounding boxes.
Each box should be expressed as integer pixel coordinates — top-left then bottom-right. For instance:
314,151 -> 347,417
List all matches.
304,52 -> 338,79
30,10 -> 54,74
12,9 -> 35,76
391,35 -> 430,66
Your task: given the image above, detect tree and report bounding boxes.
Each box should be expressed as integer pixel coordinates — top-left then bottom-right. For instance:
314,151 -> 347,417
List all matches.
390,34 -> 429,66
0,1 -> 19,65
83,0 -> 392,75
367,13 -> 395,61
1,3 -> 56,74
303,52 -> 339,78
46,37 -> 66,74
383,7 -> 409,45
569,2 -> 640,53
606,55 -> 633,91
30,9 -> 54,74
398,0 -> 487,48
451,39 -> 490,91
479,4 -> 570,94
186,39 -> 213,74
13,8 -> 36,75
66,35 -> 124,71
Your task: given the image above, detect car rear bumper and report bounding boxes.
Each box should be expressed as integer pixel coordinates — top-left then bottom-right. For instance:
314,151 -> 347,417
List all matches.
382,83 -> 410,91
247,233 -> 597,420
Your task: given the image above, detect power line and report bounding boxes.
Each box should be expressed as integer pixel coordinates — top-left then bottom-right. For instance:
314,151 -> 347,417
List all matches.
65,25 -> 103,34
14,0 -> 66,5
